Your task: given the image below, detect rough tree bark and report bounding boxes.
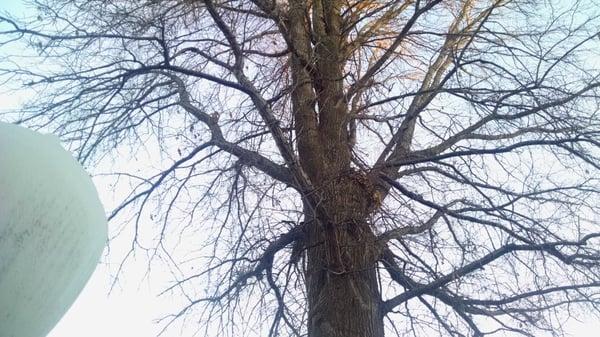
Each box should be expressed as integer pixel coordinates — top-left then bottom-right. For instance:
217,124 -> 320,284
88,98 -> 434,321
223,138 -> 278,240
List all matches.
304,179 -> 384,337
288,1 -> 386,335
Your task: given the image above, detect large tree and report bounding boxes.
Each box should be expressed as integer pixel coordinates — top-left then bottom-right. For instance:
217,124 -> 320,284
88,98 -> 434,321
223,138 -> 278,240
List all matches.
2,0 -> 600,336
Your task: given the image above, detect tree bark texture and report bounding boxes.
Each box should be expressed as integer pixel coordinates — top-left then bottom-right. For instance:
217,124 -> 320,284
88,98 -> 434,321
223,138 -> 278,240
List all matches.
303,174 -> 385,337
287,1 -> 387,336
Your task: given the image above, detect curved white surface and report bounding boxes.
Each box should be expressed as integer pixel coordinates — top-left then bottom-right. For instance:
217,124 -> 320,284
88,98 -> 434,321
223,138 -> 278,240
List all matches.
0,122 -> 107,337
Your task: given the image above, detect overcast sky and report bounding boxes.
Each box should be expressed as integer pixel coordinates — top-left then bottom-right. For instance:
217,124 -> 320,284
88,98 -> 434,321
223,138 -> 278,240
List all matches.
1,1 -> 600,337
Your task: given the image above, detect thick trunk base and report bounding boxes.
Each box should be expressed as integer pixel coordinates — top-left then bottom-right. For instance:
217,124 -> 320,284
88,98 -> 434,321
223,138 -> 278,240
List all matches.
306,266 -> 384,337
304,170 -> 384,337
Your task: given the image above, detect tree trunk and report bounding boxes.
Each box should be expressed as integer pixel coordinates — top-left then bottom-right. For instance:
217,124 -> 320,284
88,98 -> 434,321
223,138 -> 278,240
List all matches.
304,172 -> 385,337
288,1 -> 385,334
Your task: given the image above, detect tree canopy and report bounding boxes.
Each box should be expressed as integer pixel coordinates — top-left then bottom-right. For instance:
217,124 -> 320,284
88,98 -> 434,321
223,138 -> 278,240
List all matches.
2,1 -> 600,337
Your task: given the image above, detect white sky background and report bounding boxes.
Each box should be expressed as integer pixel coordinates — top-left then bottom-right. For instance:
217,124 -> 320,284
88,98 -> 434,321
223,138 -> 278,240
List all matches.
1,1 -> 600,336
0,2 -> 187,336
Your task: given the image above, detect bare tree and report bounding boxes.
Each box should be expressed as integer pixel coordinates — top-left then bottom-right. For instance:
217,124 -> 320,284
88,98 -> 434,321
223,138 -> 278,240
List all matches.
2,0 -> 600,336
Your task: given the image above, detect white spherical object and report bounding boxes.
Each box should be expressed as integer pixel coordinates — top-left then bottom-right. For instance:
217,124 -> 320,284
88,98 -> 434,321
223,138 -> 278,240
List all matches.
0,122 -> 107,337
